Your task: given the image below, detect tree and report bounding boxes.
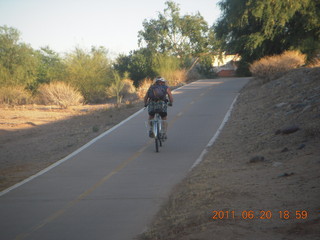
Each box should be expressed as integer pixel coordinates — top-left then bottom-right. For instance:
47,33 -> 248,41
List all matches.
27,46 -> 66,93
197,55 -> 217,78
64,46 -> 113,103
114,48 -> 156,85
215,0 -> 320,64
36,47 -> 65,84
114,49 -> 188,85
138,1 -> 214,58
116,1 -> 220,84
0,25 -> 38,87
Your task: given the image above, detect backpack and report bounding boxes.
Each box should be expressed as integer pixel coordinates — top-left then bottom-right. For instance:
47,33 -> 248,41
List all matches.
148,85 -> 167,100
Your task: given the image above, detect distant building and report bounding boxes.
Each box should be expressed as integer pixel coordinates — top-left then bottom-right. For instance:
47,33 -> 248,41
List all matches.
212,54 -> 240,77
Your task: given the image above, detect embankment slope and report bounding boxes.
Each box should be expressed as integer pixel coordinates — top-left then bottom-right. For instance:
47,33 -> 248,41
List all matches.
139,67 -> 320,240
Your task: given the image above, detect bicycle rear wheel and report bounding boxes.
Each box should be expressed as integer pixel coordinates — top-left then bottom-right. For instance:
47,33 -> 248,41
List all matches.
155,138 -> 159,152
153,120 -> 159,152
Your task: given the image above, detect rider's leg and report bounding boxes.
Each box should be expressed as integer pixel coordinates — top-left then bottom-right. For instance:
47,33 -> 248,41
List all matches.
161,116 -> 167,129
162,119 -> 168,137
148,113 -> 155,137
160,113 -> 168,139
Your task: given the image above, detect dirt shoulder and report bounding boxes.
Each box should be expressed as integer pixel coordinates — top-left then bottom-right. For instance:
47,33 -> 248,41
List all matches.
139,67 -> 320,240
0,83 -> 186,191
0,102 -> 144,191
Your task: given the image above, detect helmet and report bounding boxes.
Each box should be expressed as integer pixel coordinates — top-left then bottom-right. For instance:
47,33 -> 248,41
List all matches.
155,77 -> 165,83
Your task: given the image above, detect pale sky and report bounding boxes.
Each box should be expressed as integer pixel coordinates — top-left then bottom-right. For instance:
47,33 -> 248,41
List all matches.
0,0 -> 221,57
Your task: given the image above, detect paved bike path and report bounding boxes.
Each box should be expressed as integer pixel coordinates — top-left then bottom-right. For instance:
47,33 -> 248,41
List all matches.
0,78 -> 249,240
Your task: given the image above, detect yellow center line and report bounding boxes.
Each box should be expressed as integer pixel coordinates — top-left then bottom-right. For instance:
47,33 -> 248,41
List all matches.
168,86 -> 213,128
14,140 -> 153,240
14,85 -> 213,240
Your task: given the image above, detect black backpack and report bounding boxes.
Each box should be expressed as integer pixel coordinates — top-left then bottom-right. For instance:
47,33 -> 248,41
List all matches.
148,85 -> 167,100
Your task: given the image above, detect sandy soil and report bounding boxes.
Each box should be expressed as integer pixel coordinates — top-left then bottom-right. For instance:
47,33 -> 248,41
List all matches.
0,102 -> 143,191
139,67 -> 320,240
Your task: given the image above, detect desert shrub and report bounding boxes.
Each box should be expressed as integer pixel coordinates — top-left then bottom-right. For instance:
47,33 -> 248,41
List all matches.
106,71 -> 137,105
37,81 -> 83,108
250,50 -> 306,83
161,69 -> 187,86
0,86 -> 33,105
307,58 -> 320,68
136,78 -> 153,100
152,55 -> 187,86
121,79 -> 136,96
106,78 -> 136,103
186,67 -> 202,82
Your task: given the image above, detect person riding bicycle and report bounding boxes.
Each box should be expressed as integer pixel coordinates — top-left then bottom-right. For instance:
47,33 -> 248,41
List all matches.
144,77 -> 173,138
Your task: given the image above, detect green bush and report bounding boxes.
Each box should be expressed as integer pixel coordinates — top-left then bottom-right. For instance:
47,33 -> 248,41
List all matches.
197,55 -> 217,79
64,47 -> 113,103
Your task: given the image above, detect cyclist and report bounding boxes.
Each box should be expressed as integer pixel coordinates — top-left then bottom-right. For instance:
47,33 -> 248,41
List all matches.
144,77 -> 173,138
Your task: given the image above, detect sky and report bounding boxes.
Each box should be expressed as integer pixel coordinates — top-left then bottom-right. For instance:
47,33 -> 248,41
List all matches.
0,0 -> 221,57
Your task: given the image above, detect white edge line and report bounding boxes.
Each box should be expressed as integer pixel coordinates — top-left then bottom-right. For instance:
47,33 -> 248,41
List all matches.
189,93 -> 240,171
0,81 -> 194,197
0,108 -> 145,197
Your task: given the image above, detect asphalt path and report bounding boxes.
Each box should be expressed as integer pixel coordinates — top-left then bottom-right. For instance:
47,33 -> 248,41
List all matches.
0,77 -> 249,240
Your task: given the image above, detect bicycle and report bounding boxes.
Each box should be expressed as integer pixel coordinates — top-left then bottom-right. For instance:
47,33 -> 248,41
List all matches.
145,101 -> 170,152
149,112 -> 166,152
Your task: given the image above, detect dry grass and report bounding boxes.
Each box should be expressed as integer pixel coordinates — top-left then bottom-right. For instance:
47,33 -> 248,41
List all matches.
136,72 -> 187,101
0,86 -> 33,105
106,78 -> 137,104
161,69 -> 188,86
250,50 -> 306,83
121,79 -> 136,95
136,78 -> 153,100
307,58 -> 320,68
37,82 -> 84,108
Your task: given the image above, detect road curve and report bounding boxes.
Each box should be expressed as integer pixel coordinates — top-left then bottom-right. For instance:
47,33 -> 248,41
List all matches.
0,77 -> 249,240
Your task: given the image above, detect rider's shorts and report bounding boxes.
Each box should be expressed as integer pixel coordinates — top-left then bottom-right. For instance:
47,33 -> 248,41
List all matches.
148,100 -> 167,117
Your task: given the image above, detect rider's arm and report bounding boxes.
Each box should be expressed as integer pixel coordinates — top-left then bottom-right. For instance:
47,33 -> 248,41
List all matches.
167,88 -> 173,104
144,91 -> 149,106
